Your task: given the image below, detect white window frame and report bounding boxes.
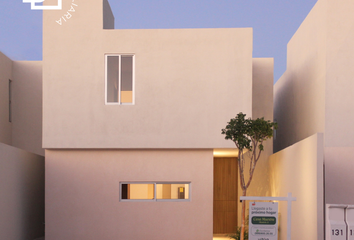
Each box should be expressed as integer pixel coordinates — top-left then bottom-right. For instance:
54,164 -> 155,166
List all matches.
9,79 -> 12,122
105,54 -> 135,105
119,182 -> 191,202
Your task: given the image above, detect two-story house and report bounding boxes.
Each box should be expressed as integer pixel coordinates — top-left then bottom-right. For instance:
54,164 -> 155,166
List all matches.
41,0 -> 273,239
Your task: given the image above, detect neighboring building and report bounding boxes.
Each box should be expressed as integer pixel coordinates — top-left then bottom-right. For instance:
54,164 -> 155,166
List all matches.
42,0 -> 273,240
274,0 -> 354,207
272,0 -> 354,239
0,53 -> 44,239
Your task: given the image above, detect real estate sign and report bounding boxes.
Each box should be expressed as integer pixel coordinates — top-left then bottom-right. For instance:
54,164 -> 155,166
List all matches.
249,202 -> 278,240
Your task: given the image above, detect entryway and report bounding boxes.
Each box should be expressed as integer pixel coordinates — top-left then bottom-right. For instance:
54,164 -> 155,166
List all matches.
213,157 -> 238,234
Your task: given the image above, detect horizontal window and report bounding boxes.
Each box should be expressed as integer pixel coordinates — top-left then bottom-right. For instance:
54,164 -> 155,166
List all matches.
156,183 -> 190,200
121,183 -> 154,200
120,182 -> 191,201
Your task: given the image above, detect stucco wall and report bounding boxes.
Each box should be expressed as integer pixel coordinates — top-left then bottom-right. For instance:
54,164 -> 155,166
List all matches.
325,0 -> 354,147
45,149 -> 213,240
0,54 -> 43,155
252,58 -> 274,121
0,51 -> 12,145
269,133 -> 324,240
324,147 -> 354,205
273,0 -> 326,152
12,61 -> 43,156
43,0 -> 253,149
274,0 -> 354,151
0,143 -> 45,240
234,57 -> 275,225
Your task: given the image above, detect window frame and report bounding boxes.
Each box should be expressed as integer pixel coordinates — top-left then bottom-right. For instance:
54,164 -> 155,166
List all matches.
119,182 -> 191,202
9,79 -> 12,122
105,54 -> 135,105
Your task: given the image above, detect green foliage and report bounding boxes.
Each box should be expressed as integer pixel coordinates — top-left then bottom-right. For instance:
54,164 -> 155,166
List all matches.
221,113 -> 251,150
221,112 -> 277,152
228,215 -> 249,240
228,227 -> 249,240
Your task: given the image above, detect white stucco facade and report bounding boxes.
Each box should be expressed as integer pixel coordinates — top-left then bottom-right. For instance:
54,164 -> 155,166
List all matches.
41,1 -> 274,239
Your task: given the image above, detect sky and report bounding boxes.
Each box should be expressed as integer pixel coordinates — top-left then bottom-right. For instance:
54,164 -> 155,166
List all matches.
0,0 -> 318,83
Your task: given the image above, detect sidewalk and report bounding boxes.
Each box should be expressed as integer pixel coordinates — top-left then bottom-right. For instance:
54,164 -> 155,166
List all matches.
213,234 -> 230,240
35,235 -> 229,240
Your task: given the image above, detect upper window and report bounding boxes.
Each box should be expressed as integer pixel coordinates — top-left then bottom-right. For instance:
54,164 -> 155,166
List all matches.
9,79 -> 12,122
105,54 -> 134,105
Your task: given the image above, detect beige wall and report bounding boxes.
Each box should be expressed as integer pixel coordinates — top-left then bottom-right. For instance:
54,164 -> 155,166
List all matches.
0,53 -> 43,155
274,0 -> 354,151
269,133 -> 324,240
272,2 -> 354,238
324,147 -> 354,204
0,142 -> 45,240
252,58 -> 274,121
0,51 -> 12,145
234,58 -> 275,225
273,0 -> 326,152
325,0 -> 354,147
12,61 -> 43,156
45,149 -> 213,240
43,0 -> 253,149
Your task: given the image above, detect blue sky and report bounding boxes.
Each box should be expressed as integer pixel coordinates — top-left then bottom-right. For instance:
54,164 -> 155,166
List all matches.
0,0 -> 317,83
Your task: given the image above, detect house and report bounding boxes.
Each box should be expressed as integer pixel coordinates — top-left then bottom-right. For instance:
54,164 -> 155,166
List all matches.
41,0 -> 273,239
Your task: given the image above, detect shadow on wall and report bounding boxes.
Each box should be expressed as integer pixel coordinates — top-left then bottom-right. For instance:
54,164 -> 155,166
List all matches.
273,71 -> 296,153
274,53 -> 325,153
0,143 -> 45,240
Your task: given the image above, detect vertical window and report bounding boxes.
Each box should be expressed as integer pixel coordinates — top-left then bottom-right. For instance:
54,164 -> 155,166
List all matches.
105,54 -> 134,105
9,79 -> 12,122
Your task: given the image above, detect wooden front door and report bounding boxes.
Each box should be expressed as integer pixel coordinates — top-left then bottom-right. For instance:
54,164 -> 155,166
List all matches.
213,157 -> 238,233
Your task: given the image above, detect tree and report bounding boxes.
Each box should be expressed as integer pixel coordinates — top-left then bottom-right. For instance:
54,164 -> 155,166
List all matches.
221,112 -> 277,240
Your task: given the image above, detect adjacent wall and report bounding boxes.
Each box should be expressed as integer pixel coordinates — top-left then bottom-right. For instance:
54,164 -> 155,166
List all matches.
250,57 -> 274,199
269,133 -> 324,240
235,57 -> 275,225
324,0 -> 354,147
0,52 -> 12,145
0,143 -> 45,240
273,0 -> 326,152
12,61 -> 43,156
45,149 -> 213,240
252,58 -> 274,121
0,53 -> 43,156
324,147 -> 354,204
274,0 -> 354,152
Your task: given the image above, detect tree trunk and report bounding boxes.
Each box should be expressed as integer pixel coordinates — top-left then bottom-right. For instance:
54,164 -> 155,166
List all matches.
240,188 -> 247,240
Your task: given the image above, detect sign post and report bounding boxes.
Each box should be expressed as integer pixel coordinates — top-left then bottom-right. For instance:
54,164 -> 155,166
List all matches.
240,192 -> 296,240
249,202 -> 278,240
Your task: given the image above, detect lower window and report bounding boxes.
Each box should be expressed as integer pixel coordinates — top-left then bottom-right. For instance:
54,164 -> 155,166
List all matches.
120,182 -> 190,201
